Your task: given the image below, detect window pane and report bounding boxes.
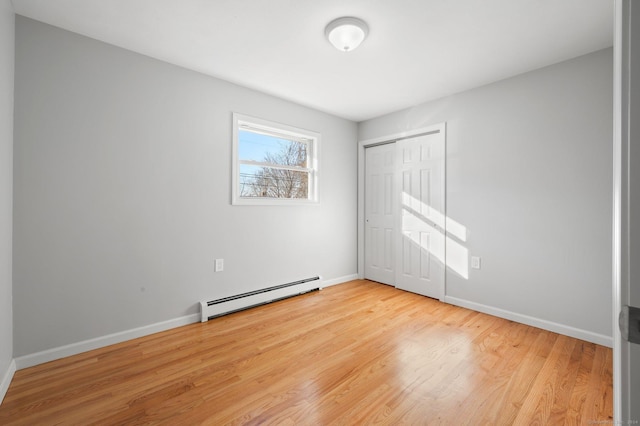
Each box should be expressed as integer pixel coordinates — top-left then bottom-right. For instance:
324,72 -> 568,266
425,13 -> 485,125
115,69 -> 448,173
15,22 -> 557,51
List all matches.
239,164 -> 309,199
239,129 -> 308,168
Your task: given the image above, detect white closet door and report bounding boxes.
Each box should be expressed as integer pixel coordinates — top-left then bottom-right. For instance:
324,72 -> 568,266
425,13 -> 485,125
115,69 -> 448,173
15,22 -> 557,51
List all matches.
395,133 -> 445,300
364,143 -> 396,285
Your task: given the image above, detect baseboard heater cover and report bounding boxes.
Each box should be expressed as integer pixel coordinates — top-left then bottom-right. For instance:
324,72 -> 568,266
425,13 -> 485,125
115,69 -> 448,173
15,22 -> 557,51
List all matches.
200,276 -> 322,322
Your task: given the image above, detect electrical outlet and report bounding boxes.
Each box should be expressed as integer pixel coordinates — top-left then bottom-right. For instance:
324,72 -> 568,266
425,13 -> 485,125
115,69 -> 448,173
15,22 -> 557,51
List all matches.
215,258 -> 224,272
471,256 -> 481,270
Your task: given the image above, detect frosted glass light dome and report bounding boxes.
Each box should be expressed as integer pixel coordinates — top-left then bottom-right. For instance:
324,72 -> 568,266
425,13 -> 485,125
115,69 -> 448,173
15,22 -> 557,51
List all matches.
325,17 -> 369,52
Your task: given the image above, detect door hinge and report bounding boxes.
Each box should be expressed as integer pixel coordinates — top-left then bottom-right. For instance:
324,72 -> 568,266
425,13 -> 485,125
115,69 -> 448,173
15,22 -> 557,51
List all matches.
619,305 -> 640,344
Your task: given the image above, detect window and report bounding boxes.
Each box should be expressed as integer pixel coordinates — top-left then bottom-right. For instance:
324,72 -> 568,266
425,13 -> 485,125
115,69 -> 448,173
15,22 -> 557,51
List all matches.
232,113 -> 319,205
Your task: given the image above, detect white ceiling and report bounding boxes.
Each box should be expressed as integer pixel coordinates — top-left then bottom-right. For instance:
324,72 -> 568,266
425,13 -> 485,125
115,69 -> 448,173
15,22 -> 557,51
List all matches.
11,0 -> 613,122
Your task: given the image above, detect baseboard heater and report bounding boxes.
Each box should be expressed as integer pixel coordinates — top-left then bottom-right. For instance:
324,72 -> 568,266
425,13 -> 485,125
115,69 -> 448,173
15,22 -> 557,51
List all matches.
200,276 -> 322,322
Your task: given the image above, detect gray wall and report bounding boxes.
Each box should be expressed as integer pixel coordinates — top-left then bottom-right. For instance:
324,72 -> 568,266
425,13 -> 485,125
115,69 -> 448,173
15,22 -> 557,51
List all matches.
359,48 -> 613,338
0,0 -> 14,386
13,17 -> 358,357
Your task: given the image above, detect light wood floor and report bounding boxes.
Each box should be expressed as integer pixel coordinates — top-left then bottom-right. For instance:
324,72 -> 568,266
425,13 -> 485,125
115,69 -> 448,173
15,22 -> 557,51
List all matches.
0,280 -> 613,425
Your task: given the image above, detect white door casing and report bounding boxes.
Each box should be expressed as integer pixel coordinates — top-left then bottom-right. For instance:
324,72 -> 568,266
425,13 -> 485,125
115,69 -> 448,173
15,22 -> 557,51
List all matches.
614,0 -> 640,422
364,143 -> 396,285
395,132 -> 446,300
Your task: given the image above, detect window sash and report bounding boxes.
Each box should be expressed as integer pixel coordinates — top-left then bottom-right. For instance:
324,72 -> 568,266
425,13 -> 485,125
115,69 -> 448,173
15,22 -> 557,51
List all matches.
238,159 -> 312,173
239,123 -> 313,144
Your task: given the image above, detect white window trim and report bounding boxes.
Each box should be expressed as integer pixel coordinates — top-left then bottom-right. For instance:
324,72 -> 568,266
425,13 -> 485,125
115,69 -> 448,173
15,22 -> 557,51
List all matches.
232,113 -> 320,205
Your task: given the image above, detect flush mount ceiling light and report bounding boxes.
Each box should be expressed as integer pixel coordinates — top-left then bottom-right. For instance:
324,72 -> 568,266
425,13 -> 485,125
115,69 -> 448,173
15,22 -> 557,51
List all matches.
325,17 -> 369,52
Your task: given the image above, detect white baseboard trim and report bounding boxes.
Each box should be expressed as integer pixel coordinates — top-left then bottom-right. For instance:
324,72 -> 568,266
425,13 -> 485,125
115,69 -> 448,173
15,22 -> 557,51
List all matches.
322,274 -> 359,288
444,296 -> 613,348
15,313 -> 200,370
1,359 -> 16,404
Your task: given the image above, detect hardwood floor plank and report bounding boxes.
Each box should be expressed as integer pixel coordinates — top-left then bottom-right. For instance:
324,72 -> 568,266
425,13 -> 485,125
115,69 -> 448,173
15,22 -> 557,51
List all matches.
585,344 -> 614,423
0,280 -> 612,425
547,338 -> 586,425
513,335 -> 577,424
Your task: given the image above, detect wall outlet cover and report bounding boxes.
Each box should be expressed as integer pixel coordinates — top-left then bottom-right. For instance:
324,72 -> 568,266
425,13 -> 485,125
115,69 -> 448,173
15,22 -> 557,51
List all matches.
215,258 -> 224,272
471,256 -> 481,270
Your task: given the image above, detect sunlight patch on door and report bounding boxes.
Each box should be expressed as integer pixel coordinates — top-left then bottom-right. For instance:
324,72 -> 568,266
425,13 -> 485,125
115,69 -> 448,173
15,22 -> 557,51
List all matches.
402,191 -> 469,279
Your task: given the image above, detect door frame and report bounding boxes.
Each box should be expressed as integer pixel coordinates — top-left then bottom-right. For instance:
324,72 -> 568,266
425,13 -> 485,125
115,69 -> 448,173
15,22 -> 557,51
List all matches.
613,0 -> 623,420
357,123 -> 447,288
614,0 -> 635,421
